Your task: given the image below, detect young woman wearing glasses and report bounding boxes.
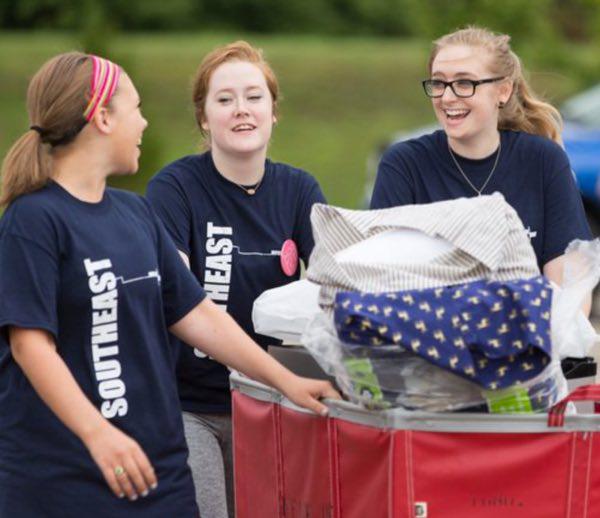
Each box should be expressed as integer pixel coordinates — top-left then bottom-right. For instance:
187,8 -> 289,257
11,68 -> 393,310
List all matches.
370,26 -> 591,289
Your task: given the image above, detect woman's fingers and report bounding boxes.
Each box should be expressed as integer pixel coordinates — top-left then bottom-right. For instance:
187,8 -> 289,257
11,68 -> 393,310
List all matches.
114,462 -> 139,501
122,456 -> 149,498
305,396 -> 330,416
287,378 -> 342,416
101,463 -> 125,499
85,423 -> 158,501
317,381 -> 342,401
114,446 -> 157,500
132,447 -> 158,491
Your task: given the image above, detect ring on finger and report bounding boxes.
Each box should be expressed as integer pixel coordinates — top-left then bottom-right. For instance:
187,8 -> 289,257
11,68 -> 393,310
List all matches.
114,465 -> 126,478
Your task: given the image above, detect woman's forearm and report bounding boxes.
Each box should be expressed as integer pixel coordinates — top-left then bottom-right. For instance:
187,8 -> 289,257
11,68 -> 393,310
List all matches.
169,298 -> 296,391
10,327 -> 108,443
544,254 -> 592,317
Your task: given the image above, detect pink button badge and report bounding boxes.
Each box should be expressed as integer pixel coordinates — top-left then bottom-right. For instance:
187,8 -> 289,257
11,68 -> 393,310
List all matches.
280,239 -> 298,277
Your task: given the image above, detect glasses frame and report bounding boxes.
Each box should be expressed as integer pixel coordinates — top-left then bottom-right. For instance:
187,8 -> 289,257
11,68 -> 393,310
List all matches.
422,77 -> 505,98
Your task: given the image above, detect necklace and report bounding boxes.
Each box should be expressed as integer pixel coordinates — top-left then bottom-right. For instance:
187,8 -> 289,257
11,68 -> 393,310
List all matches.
234,176 -> 263,196
447,139 -> 501,196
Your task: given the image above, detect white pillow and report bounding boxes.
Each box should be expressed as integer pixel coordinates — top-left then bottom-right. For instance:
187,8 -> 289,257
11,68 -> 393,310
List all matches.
335,228 -> 455,265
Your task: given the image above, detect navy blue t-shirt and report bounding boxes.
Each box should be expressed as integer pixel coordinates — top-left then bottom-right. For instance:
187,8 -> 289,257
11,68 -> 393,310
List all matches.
370,130 -> 591,269
146,152 -> 326,413
0,182 -> 205,517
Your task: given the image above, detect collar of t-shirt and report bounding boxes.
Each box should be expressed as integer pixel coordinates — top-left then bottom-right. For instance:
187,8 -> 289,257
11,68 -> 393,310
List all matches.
206,152 -> 270,195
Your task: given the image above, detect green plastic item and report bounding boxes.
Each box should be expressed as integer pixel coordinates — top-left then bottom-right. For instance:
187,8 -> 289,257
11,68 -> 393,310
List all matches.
483,386 -> 533,414
343,357 -> 389,407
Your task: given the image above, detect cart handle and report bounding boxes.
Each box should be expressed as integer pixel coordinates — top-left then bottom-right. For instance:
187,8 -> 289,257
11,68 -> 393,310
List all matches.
548,384 -> 600,427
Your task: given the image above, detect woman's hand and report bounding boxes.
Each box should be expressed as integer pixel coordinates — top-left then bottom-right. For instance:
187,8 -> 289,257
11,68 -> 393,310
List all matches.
278,374 -> 342,416
83,422 -> 158,501
9,327 -> 158,501
171,300 -> 343,415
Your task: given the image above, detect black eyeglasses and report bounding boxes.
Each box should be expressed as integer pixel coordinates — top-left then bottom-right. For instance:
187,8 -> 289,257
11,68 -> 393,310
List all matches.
422,77 -> 505,98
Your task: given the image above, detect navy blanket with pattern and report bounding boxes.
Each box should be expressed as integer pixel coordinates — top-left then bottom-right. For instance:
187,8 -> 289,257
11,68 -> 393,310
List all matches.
334,277 -> 552,390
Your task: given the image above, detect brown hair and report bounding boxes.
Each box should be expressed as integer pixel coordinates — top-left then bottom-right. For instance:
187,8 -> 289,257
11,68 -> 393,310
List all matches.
1,52 -> 98,207
191,41 -> 279,141
429,26 -> 563,144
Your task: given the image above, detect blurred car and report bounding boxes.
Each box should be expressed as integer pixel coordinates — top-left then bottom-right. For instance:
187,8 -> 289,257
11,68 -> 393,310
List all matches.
364,84 -> 600,233
562,84 -> 600,232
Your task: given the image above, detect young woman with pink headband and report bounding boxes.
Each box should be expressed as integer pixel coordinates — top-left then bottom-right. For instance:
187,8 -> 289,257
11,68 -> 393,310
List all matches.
0,52 -> 338,517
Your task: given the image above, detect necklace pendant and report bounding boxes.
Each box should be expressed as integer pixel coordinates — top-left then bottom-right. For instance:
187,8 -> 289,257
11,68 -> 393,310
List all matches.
447,139 -> 502,198
246,188 -> 256,195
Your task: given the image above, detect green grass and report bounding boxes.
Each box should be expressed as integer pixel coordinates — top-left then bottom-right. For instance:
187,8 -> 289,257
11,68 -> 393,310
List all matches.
0,31 -> 595,208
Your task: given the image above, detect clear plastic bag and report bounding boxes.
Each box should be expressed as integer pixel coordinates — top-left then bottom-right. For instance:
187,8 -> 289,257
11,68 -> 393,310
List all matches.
551,239 -> 600,359
302,312 -> 568,413
300,239 -> 600,413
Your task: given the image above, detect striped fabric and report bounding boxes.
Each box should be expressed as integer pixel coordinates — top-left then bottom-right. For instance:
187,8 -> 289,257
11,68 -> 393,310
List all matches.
307,193 -> 540,311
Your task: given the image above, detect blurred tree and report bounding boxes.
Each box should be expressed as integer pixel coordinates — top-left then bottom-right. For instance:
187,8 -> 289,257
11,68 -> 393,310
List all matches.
331,0 -> 415,35
205,0 -> 343,33
1,0 -> 598,46
12,0 -> 77,28
415,0 -> 556,40
552,0 -> 600,41
0,0 -> 18,27
77,0 -> 114,55
113,0 -> 202,30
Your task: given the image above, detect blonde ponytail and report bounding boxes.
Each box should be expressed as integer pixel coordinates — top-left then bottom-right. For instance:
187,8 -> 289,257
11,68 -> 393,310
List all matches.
1,131 -> 52,207
429,26 -> 563,144
1,52 -> 92,208
498,58 -> 563,144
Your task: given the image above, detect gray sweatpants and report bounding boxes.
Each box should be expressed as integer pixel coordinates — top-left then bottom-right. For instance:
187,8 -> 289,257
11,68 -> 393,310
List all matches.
182,411 -> 234,518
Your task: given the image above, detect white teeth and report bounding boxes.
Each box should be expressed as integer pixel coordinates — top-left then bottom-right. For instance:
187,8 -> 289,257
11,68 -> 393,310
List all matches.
444,109 -> 469,117
233,124 -> 255,131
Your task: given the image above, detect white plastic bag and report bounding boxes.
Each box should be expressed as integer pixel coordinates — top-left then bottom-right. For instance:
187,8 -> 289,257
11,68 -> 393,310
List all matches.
252,279 -> 321,344
551,239 -> 600,359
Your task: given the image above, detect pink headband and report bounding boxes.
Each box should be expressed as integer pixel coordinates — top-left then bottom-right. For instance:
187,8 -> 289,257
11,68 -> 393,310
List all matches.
83,56 -> 121,122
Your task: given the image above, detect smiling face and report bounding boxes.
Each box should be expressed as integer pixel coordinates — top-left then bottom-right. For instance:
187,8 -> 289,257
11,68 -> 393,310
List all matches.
202,60 -> 275,158
106,73 -> 148,174
430,44 -> 511,150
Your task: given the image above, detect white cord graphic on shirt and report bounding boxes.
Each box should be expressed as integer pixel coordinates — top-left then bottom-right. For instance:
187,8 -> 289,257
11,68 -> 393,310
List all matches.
231,245 -> 282,257
195,247 -> 278,361
114,270 -> 161,285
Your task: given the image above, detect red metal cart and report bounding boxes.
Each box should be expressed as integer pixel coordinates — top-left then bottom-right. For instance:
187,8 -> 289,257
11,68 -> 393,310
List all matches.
231,372 -> 600,518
